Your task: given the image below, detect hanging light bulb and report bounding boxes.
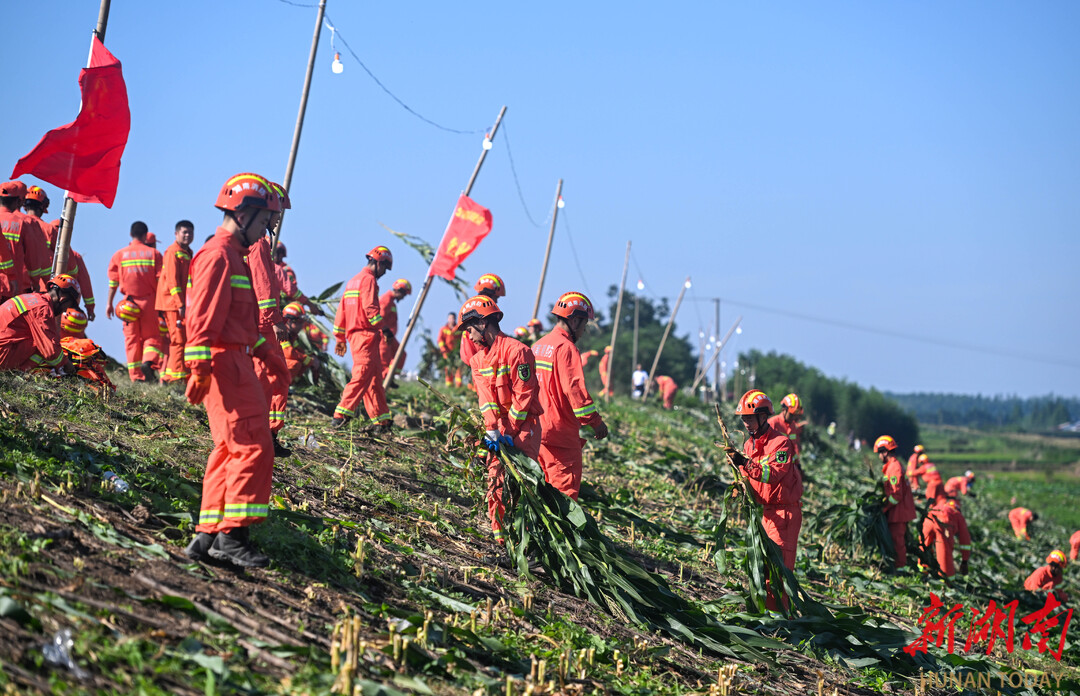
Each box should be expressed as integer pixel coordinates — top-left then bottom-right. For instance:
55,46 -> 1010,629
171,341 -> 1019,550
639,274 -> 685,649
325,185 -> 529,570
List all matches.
556,196 -> 565,209
684,280 -> 692,289
735,327 -> 743,335
636,280 -> 644,291
331,52 -> 344,74
482,133 -> 493,150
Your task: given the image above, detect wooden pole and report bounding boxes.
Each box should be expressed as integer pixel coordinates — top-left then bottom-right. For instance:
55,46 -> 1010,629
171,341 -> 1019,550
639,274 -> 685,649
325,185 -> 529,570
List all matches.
529,179 -> 563,321
51,0 -> 112,279
713,298 -> 721,399
642,277 -> 690,400
604,242 -> 631,403
690,316 -> 742,392
271,0 -> 327,252
382,106 -> 507,389
693,332 -> 706,387
631,294 -> 639,369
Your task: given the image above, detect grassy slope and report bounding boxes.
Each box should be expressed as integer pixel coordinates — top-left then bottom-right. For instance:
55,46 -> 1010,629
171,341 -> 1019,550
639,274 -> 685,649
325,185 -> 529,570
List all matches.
0,371 -> 1076,695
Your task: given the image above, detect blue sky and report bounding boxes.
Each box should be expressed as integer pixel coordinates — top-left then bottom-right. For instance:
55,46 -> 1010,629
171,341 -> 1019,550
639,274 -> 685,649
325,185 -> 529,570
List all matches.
3,1 -> 1078,398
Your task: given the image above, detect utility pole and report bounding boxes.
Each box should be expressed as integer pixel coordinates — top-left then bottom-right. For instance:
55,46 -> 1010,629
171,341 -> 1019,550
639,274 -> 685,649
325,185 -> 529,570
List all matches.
691,316 -> 742,392
51,0 -> 112,278
631,293 -> 639,369
642,277 -> 689,400
713,298 -> 721,399
529,179 -> 563,321
272,0 -> 327,251
604,242 -> 631,402
383,106 -> 507,389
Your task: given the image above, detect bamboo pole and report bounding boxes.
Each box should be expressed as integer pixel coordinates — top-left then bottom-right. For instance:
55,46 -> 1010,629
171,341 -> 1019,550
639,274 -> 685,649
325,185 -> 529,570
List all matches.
529,179 -> 562,321
604,242 -> 631,403
690,316 -> 742,392
51,0 -> 112,279
382,106 -> 507,389
642,277 -> 689,400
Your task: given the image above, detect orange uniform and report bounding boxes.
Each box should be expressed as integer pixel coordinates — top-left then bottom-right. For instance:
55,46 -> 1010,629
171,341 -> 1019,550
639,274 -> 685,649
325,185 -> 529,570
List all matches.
438,324 -> 462,387
944,475 -> 972,498
906,454 -> 921,490
768,414 -> 803,455
307,323 -> 328,351
14,213 -> 50,292
42,227 -> 95,315
155,241 -> 192,382
1009,507 -> 1034,540
0,293 -> 63,370
459,332 -> 479,370
597,352 -> 610,396
532,327 -> 604,500
655,375 -> 677,410
740,425 -> 803,570
1024,564 -> 1063,592
184,228 -> 274,535
377,290 -> 405,379
275,260 -> 306,306
470,332 -> 543,542
579,349 -> 598,369
281,338 -> 314,381
0,210 -> 28,300
333,267 -> 389,424
248,238 -> 290,433
921,498 -> 971,577
1070,530 -> 1080,561
909,459 -> 943,499
881,454 -> 916,568
107,239 -> 163,380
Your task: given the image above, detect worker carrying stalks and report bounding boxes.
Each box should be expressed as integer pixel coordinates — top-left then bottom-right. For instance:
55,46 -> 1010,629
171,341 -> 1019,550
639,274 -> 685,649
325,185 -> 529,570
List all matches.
378,278 -> 412,384
532,291 -> 609,501
183,172 -> 279,569
458,295 -> 543,545
332,246 -> 392,430
724,390 -> 803,612
921,491 -> 971,577
874,435 -> 916,569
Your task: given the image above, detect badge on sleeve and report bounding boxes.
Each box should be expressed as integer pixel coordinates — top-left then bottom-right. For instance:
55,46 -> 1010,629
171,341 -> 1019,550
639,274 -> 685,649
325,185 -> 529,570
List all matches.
775,450 -> 789,465
517,363 -> 532,381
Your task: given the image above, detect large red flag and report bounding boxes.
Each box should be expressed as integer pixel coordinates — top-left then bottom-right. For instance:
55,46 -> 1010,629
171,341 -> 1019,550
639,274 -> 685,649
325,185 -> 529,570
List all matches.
11,37 -> 130,208
429,194 -> 493,280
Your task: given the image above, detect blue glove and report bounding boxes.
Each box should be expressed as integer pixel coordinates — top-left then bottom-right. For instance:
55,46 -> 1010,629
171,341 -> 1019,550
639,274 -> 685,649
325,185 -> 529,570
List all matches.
497,434 -> 515,449
484,429 -> 501,451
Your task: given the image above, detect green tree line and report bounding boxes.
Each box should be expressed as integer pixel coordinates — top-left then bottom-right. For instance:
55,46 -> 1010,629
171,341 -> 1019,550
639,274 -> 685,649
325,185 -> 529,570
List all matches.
883,392 -> 1077,431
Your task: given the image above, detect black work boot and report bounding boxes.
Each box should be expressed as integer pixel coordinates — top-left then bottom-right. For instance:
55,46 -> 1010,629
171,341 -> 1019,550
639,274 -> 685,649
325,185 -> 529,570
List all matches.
330,416 -> 348,429
184,532 -> 217,561
272,433 -> 292,457
208,527 -> 269,568
140,361 -> 156,382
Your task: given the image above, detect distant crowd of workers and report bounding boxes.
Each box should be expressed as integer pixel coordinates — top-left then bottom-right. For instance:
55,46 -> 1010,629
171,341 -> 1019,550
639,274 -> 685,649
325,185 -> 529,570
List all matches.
0,175 -> 1072,596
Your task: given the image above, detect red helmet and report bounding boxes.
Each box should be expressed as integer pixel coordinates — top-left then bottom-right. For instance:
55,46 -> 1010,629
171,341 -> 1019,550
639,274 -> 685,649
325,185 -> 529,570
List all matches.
528,318 -> 543,330
965,470 -> 975,480
46,274 -> 81,303
873,435 -> 898,453
116,299 -> 141,322
1047,550 -> 1067,567
913,444 -> 925,454
0,180 -> 27,199
474,273 -> 506,298
283,301 -> 306,319
780,393 -> 802,414
145,232 -> 157,246
60,308 -> 87,335
734,390 -> 773,416
514,326 -> 529,338
269,182 -> 291,210
551,291 -> 594,321
456,295 -> 502,331
275,242 -> 287,258
366,246 -> 393,269
24,186 -> 49,211
392,279 -> 412,295
215,173 -> 274,212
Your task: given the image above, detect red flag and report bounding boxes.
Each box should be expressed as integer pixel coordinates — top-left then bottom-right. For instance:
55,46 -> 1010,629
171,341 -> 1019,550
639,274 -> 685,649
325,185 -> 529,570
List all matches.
429,194 -> 493,280
11,37 -> 130,208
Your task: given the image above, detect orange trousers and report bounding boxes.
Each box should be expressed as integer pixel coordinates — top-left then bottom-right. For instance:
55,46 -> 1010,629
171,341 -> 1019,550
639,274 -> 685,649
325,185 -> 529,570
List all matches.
486,424 -> 541,543
889,521 -> 908,568
121,295 -> 164,381
334,331 -> 389,423
253,329 -> 290,433
195,349 -> 274,534
662,388 -> 676,410
161,310 -> 188,382
538,440 -> 584,500
922,520 -> 957,576
379,333 -> 405,380
762,504 -> 802,611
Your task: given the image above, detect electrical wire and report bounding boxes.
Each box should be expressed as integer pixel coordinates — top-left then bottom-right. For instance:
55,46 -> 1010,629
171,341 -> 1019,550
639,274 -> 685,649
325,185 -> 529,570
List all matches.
274,0 -> 318,7
499,124 -> 549,229
559,209 -> 592,297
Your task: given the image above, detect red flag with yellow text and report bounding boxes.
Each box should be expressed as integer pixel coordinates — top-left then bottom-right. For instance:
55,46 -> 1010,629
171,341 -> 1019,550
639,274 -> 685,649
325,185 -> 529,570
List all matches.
11,37 -> 130,208
428,194 -> 492,280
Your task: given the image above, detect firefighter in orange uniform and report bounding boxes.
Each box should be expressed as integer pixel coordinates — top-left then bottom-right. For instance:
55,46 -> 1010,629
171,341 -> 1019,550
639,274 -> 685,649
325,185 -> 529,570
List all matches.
769,393 -> 805,455
723,390 -> 803,611
155,220 -> 194,383
307,322 -> 329,352
1024,550 -> 1067,601
0,181 -> 43,300
107,221 -> 164,381
874,435 -> 916,569
578,349 -> 599,369
273,242 -> 322,316
921,491 -> 971,577
280,302 -> 319,383
597,345 -> 612,396
332,246 -> 392,429
1070,530 -> 1080,562
437,312 -> 463,387
378,278 -> 412,382
26,187 -> 96,320
60,308 -> 88,339
0,275 -> 80,371
459,295 -> 543,544
909,453 -> 943,499
654,375 -> 678,410
514,326 -> 529,341
906,444 -> 925,490
460,273 -> 506,373
532,292 -> 608,500
248,187 -> 293,454
1008,507 -> 1036,540
944,471 -> 976,498
182,173 -> 277,569
3,181 -> 51,294
527,318 -> 543,344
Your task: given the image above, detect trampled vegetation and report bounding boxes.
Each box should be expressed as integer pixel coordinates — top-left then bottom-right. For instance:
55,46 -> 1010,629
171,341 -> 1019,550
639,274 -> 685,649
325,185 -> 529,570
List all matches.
0,368 -> 1077,695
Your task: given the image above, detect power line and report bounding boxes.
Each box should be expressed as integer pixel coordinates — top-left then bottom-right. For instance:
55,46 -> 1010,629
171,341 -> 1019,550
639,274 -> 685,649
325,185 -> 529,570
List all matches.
500,124 -> 548,229
274,0 -> 318,6
686,297 -> 1080,370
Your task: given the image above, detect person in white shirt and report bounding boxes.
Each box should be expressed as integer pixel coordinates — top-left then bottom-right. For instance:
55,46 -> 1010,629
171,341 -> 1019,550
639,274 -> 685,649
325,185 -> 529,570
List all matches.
631,364 -> 648,399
